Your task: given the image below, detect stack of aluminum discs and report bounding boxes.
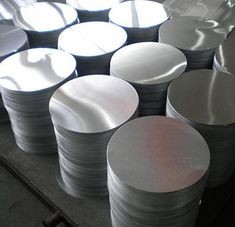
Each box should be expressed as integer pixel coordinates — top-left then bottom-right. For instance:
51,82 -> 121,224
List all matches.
66,0 -> 120,22
58,21 -> 127,76
12,2 -> 78,48
214,29 -> 235,74
107,116 -> 210,227
109,0 -> 170,44
0,48 -> 77,154
159,16 -> 227,71
0,24 -> 29,123
49,75 -> 139,197
166,69 -> 235,187
0,0 -> 36,25
110,42 -> 187,116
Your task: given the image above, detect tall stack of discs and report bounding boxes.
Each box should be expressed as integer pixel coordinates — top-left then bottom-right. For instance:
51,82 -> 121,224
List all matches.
0,48 -> 77,154
109,0 -> 170,44
58,21 -> 127,76
0,0 -> 36,25
110,42 -> 187,116
12,2 -> 78,48
166,69 -> 235,187
0,25 -> 29,123
66,0 -> 120,22
49,75 -> 139,197
159,16 -> 227,71
108,116 -> 210,227
214,28 -> 235,74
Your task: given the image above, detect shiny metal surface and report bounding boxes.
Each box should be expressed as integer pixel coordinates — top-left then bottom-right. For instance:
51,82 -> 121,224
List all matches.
0,25 -> 28,62
163,0 -> 235,33
167,69 -> 235,126
159,16 -> 227,51
0,48 -> 76,92
110,42 -> 187,84
0,0 -> 36,23
13,2 -> 78,32
49,75 -> 139,133
66,0 -> 120,11
107,116 -> 210,193
58,22 -> 127,57
109,0 -> 170,28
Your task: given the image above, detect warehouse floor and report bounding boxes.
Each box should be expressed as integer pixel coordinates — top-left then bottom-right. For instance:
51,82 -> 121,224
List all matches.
0,120 -> 235,227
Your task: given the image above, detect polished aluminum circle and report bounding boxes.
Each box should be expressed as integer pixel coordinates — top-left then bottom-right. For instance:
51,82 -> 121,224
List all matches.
13,2 -> 78,48
110,42 -> 187,116
58,22 -> 127,76
159,16 -> 227,70
107,116 -> 210,227
109,0 -> 170,44
166,69 -> 235,187
66,0 -> 120,22
0,48 -> 77,154
50,75 -> 139,197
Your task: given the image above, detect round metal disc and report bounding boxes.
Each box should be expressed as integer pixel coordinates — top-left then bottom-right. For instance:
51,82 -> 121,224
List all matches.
0,25 -> 28,62
13,2 -> 78,32
167,69 -> 235,126
0,48 -> 76,92
50,75 -> 139,133
58,22 -> 127,57
107,116 -> 210,193
159,16 -> 227,51
110,42 -> 187,84
109,0 -> 170,28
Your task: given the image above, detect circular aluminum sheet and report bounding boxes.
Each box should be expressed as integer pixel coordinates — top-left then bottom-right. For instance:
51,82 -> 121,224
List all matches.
58,22 -> 127,57
66,0 -> 120,11
159,16 -> 227,51
0,48 -> 76,92
167,69 -> 235,126
0,25 -> 28,62
110,42 -> 187,84
109,0 -> 170,28
50,75 -> 139,133
12,2 -> 78,32
107,116 -> 210,193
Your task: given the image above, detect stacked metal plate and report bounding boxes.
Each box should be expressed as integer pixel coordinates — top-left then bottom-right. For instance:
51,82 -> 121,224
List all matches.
58,21 -> 127,76
0,48 -> 77,154
159,16 -> 227,71
110,42 -> 187,116
66,0 -> 120,22
12,2 -> 78,48
49,75 -> 139,197
166,69 -> 235,187
109,0 -> 170,44
107,116 -> 210,227
0,24 -> 29,123
214,29 -> 235,74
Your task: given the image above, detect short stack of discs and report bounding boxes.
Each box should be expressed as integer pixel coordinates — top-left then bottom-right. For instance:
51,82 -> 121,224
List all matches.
109,0 -> 170,44
66,0 -> 120,22
0,24 -> 29,123
58,21 -> 127,76
0,48 -> 77,154
166,69 -> 235,187
50,75 -> 139,197
110,42 -> 187,116
107,116 -> 210,227
159,16 -> 227,71
13,2 -> 78,48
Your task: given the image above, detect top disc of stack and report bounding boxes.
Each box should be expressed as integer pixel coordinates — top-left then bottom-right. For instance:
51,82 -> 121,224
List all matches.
0,25 -> 28,62
214,28 -> 235,74
66,0 -> 120,22
12,2 -> 78,47
159,16 -> 227,70
109,0 -> 170,43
